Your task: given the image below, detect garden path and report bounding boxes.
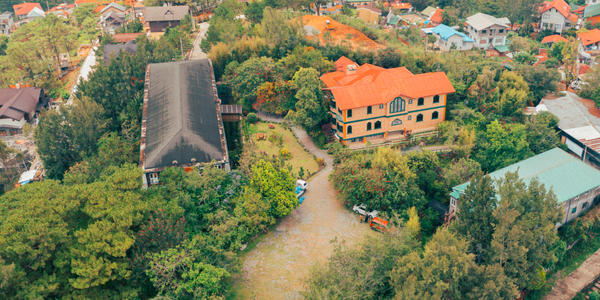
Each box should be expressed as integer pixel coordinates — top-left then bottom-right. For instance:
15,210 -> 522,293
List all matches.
544,247 -> 600,300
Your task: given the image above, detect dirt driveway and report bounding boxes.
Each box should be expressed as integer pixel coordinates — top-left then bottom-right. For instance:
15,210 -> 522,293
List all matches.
231,128 -> 375,299
544,247 -> 600,300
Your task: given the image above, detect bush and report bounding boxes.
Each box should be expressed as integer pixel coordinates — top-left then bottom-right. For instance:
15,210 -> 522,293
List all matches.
246,112 -> 258,123
591,291 -> 600,300
279,148 -> 292,160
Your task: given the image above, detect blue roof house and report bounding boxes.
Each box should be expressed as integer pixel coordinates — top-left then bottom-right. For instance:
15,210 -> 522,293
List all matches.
431,24 -> 475,51
448,148 -> 600,227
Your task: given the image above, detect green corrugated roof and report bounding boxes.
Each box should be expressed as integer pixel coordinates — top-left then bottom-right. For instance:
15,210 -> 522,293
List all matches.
388,15 -> 400,25
585,4 -> 600,18
494,44 -> 510,53
570,3 -> 580,11
451,148 -> 600,203
450,190 -> 460,199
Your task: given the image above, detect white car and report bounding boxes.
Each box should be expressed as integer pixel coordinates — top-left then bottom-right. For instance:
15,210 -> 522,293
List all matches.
352,204 -> 378,218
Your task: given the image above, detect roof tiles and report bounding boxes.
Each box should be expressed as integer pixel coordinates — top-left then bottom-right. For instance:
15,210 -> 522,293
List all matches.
578,29 -> 600,46
13,2 -> 42,16
541,34 -> 568,44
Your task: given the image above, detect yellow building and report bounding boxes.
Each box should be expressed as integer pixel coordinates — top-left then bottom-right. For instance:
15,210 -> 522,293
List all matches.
356,3 -> 381,24
321,56 -> 455,143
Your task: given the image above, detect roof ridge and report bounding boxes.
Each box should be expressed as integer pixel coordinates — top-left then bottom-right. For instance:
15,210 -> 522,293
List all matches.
566,92 -> 595,127
0,89 -> 24,118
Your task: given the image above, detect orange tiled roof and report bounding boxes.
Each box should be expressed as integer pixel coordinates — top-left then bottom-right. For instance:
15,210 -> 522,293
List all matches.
94,5 -> 106,13
335,56 -> 356,72
327,7 -> 336,12
321,57 -> 455,110
533,54 -> 549,66
573,4 -> 587,14
75,0 -> 97,5
385,1 -> 412,9
541,34 -> 568,44
579,29 -> 600,46
13,2 -> 43,16
540,0 -> 571,17
430,8 -> 443,24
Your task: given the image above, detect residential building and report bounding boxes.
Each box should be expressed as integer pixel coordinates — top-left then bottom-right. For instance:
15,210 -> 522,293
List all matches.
449,148 -> 600,227
48,3 -> 78,18
584,4 -> 600,25
101,2 -> 126,15
0,87 -> 44,136
384,1 -> 412,13
310,1 -> 343,15
536,91 -> 600,167
26,6 -> 46,19
356,2 -> 381,24
426,7 -> 443,27
421,6 -> 436,18
465,13 -> 510,50
0,12 -> 14,35
112,32 -> 145,43
13,2 -> 42,20
431,24 -> 474,51
320,56 -> 455,143
103,40 -> 138,66
100,11 -> 126,35
139,59 -> 230,188
144,5 -> 189,32
133,1 -> 144,18
538,0 -> 577,34
541,34 -> 568,46
578,28 -> 600,50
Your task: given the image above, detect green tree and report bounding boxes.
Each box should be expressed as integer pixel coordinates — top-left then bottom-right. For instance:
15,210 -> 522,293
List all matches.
442,158 -> 482,188
304,228 -> 418,299
490,172 -> 564,290
518,65 -> 560,102
498,88 -> 529,117
476,120 -> 533,172
289,67 -> 328,130
250,159 -> 297,218
525,112 -> 562,154
224,57 -> 283,111
391,227 -> 519,299
452,172 -> 498,263
73,3 -> 97,27
550,40 -> 565,61
246,0 -> 266,23
34,109 -> 79,180
561,37 -> 579,90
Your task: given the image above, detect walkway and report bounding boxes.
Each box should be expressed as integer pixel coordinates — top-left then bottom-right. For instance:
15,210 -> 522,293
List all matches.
189,22 -> 209,60
544,247 -> 600,300
232,122 -> 375,299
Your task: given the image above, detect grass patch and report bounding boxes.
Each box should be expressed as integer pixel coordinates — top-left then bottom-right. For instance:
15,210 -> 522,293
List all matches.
248,122 -> 319,176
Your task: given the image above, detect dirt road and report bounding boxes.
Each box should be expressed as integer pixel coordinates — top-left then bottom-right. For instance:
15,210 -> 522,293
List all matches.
232,127 -> 375,299
544,247 -> 600,300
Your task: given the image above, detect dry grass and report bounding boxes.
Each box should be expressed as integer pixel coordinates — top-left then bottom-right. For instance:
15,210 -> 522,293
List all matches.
248,122 -> 319,176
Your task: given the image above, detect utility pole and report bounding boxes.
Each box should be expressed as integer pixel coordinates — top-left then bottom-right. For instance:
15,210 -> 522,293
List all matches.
180,37 -> 184,60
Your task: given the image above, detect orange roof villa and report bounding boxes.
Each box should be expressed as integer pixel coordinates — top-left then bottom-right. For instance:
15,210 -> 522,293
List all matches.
321,56 -> 455,144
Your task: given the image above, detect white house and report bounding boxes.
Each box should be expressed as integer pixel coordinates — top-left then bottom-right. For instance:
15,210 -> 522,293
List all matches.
431,24 -> 474,51
538,0 -> 577,34
465,13 -> 510,50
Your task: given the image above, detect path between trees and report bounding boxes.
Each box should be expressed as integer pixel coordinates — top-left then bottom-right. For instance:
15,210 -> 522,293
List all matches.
190,22 -> 209,60
232,115 -> 376,298
544,247 -> 600,300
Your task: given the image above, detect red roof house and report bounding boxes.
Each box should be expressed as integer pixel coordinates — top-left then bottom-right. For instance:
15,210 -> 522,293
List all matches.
578,29 -> 600,49
538,0 -> 578,33
321,57 -> 455,142
13,2 -> 43,19
541,34 -> 568,45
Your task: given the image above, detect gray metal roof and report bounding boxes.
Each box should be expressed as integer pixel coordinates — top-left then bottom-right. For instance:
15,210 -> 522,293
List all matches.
465,12 -> 510,30
144,5 -> 189,22
101,2 -> 126,14
141,59 -> 227,170
103,41 -> 138,66
538,91 -> 600,130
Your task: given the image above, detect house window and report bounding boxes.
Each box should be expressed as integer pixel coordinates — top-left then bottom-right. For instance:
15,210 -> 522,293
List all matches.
367,122 -> 372,131
367,106 -> 372,114
480,39 -> 486,44
433,95 -> 440,103
347,125 -> 352,134
572,207 -> 577,214
338,107 -> 341,114
543,14 -> 549,19
331,101 -> 336,109
408,99 -> 413,104
417,98 -> 424,106
499,29 -> 504,33
416,114 -> 423,122
379,104 -> 384,109
337,123 -> 342,132
462,41 -> 467,46
0,131 -> 6,136
583,202 -> 589,209
347,109 -> 352,118
482,30 -> 487,34
555,24 -> 561,29
432,111 -> 439,120
408,115 -> 412,121
374,121 -> 381,129
390,97 -> 405,113
392,118 -> 402,126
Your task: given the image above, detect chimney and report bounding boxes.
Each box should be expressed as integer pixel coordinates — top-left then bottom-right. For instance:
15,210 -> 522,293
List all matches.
346,64 -> 357,75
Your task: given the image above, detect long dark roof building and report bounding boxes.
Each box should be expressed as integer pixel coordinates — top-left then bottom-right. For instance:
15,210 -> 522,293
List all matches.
139,59 -> 229,187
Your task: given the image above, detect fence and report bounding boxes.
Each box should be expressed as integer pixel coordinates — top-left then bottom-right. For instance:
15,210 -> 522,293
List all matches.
352,131 -> 439,152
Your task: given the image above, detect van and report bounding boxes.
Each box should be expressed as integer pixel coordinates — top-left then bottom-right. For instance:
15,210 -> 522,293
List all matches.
296,180 -> 308,190
369,217 -> 390,232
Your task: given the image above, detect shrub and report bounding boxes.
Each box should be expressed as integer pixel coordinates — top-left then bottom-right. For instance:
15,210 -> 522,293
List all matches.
246,112 -> 258,123
590,291 -> 600,300
279,148 -> 292,160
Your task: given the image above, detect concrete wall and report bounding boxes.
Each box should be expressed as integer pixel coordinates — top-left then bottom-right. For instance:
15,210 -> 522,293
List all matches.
332,94 -> 446,142
357,9 -> 380,24
561,188 -> 600,224
540,9 -> 570,34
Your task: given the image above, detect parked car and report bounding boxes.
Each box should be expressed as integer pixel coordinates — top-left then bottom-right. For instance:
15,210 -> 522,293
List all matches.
352,204 -> 378,218
296,180 -> 308,190
369,217 -> 391,232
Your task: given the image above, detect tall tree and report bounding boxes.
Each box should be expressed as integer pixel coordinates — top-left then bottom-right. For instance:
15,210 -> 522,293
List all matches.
561,37 -> 579,90
289,67 -> 328,130
476,120 -> 533,172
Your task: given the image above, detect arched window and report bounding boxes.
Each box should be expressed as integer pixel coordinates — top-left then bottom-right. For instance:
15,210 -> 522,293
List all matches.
432,111 -> 439,120
408,115 -> 412,121
367,106 -> 372,114
418,98 -> 424,106
367,122 -> 372,131
417,114 -> 423,122
433,95 -> 440,103
392,118 -> 402,126
347,125 -> 353,134
389,97 -> 405,113
374,121 -> 381,129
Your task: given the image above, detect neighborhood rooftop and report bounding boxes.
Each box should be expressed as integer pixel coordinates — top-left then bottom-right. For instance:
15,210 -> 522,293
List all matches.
0,87 -> 43,122
465,12 -> 510,30
143,5 -> 189,22
140,59 -> 227,170
432,24 -> 474,42
451,148 -> 600,204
